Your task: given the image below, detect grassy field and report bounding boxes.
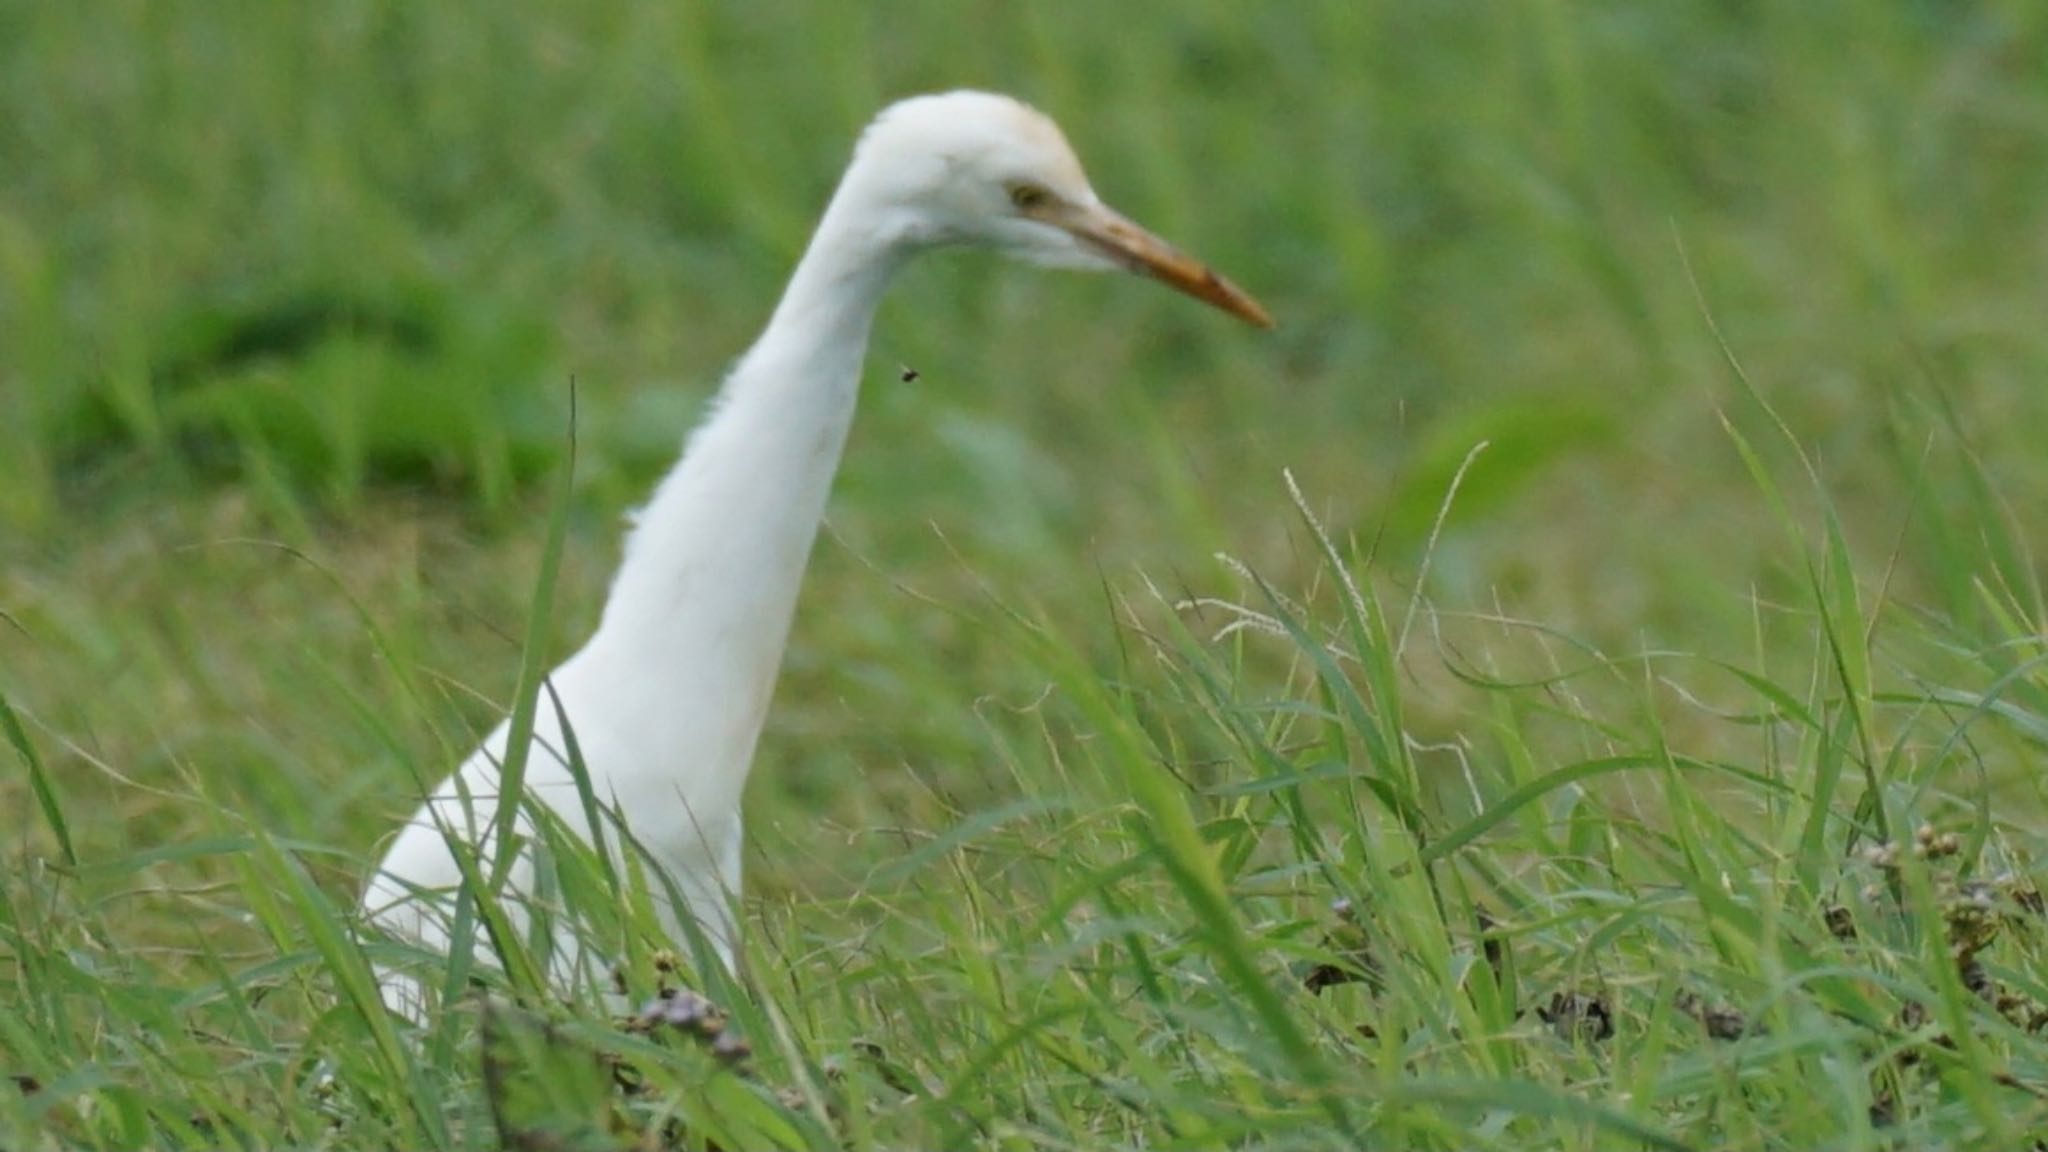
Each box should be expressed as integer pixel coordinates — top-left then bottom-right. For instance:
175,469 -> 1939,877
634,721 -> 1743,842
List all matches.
5,1 -> 2048,1147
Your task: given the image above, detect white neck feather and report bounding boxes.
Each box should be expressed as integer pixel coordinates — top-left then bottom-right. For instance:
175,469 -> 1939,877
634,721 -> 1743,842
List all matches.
584,179 -> 906,774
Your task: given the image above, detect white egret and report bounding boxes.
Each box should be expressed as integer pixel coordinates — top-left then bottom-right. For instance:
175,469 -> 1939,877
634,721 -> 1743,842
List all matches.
361,90 -> 1269,1012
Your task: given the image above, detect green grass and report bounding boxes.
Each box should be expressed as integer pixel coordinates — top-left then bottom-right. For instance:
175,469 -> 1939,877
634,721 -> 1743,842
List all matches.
5,1 -> 2048,1147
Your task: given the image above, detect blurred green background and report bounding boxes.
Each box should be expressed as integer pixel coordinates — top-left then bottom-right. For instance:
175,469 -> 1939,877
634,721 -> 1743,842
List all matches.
3,0 -> 2045,894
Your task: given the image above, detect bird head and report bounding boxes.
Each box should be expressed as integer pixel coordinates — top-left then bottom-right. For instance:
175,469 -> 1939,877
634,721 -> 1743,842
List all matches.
840,91 -> 1271,327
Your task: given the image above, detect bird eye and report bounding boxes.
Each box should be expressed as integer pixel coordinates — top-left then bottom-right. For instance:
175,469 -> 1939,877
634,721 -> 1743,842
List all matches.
1008,182 -> 1051,211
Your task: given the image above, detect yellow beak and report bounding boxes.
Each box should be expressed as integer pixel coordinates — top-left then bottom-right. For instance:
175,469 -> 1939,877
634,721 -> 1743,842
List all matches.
1043,200 -> 1274,329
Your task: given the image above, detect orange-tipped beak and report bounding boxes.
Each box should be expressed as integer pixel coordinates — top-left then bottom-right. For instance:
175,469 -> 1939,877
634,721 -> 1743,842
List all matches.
1045,201 -> 1273,329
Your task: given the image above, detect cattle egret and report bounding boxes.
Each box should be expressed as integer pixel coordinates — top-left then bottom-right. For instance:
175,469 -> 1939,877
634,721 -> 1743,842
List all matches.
361,90 -> 1269,1013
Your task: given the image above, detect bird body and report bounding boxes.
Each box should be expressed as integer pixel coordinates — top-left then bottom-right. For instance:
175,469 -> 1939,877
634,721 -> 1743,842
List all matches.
362,91 -> 1268,1012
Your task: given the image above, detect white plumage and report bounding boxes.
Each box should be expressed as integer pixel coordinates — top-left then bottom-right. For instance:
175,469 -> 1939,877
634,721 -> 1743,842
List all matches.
361,90 -> 1268,1014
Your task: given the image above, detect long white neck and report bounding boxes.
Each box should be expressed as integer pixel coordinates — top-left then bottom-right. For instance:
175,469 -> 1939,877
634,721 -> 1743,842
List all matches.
583,182 -> 906,751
